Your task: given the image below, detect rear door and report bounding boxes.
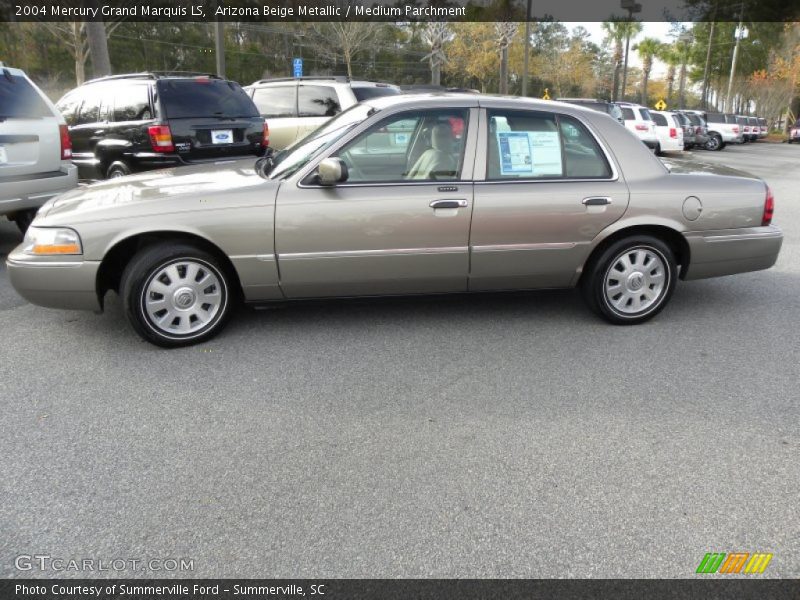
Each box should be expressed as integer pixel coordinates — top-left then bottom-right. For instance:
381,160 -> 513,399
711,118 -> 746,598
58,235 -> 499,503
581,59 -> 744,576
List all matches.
157,78 -> 262,161
470,108 -> 628,290
0,70 -> 60,184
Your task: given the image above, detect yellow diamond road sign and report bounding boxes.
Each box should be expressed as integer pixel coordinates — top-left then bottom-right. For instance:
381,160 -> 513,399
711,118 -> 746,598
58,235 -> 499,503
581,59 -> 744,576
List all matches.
655,99 -> 667,111
542,88 -> 551,100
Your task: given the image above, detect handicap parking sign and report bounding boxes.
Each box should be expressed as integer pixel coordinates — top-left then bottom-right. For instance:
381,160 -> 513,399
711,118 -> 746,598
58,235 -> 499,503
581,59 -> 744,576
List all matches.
293,58 -> 303,78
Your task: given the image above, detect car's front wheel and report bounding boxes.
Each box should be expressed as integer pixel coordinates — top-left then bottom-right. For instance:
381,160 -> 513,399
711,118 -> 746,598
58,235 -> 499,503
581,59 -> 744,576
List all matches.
582,236 -> 677,325
120,243 -> 235,347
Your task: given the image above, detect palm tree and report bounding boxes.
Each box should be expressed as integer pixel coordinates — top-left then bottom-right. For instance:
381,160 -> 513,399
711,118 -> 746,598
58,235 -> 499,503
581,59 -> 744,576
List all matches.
635,37 -> 662,105
657,43 -> 681,104
602,18 -> 626,101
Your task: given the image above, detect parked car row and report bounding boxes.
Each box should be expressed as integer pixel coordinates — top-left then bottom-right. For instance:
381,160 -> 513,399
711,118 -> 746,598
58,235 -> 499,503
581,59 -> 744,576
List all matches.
556,98 -> 770,155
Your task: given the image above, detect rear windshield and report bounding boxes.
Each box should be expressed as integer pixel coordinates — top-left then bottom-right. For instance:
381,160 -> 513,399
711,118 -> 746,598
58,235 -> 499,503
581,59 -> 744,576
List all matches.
638,108 -> 652,121
748,117 -> 758,124
608,104 -> 623,120
352,86 -> 400,102
621,107 -> 635,120
157,79 -> 258,119
724,114 -> 738,124
0,71 -> 51,118
652,113 -> 668,126
705,113 -> 725,123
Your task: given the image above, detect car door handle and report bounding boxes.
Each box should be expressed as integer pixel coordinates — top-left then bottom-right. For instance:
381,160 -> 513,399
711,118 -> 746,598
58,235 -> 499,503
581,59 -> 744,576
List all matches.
430,199 -> 468,209
582,196 -> 612,206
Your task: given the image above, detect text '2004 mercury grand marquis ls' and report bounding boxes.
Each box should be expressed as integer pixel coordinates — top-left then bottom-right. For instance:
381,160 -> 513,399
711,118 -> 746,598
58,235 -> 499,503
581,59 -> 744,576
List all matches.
8,94 -> 782,347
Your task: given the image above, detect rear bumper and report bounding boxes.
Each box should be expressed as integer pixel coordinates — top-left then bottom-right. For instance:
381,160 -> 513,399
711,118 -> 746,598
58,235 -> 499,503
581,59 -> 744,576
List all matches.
7,251 -> 101,311
683,225 -> 783,281
0,164 -> 78,216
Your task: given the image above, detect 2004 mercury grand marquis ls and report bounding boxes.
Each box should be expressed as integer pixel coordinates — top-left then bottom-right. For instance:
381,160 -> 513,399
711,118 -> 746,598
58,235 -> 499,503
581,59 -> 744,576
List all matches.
8,95 -> 783,347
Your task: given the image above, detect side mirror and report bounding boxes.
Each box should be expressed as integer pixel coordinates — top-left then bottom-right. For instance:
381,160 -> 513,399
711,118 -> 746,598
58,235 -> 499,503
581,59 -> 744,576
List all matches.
317,158 -> 348,186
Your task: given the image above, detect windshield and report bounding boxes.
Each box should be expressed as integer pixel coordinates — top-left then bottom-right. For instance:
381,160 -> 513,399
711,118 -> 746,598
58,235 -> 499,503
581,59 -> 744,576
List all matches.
268,103 -> 377,180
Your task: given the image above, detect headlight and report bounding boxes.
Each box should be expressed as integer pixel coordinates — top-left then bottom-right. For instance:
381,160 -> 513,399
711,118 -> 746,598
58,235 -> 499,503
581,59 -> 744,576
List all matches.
22,227 -> 83,256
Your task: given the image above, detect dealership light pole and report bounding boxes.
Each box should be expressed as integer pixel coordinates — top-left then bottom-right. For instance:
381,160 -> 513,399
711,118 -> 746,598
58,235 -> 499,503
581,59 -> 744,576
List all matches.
620,0 -> 642,102
725,18 -> 747,113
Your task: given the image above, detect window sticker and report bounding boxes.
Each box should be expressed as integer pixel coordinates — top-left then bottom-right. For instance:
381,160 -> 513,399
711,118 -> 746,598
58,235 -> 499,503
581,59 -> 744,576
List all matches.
496,131 -> 563,177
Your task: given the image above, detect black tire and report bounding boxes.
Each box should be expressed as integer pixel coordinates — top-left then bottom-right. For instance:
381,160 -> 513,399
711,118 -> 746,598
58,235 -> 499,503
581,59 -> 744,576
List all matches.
106,161 -> 132,179
581,235 -> 678,325
120,242 -> 235,347
654,143 -> 663,156
705,134 -> 723,151
13,208 -> 37,234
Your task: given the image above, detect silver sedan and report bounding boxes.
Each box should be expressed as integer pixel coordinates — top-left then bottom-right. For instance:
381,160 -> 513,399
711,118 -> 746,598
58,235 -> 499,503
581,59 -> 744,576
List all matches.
8,94 -> 783,347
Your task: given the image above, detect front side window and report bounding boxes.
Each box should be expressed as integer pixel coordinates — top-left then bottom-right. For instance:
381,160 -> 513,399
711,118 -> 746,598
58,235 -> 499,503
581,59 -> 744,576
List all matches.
333,109 -> 468,183
56,91 -> 83,126
74,92 -> 103,125
298,85 -> 341,117
252,85 -> 296,118
487,110 -> 611,180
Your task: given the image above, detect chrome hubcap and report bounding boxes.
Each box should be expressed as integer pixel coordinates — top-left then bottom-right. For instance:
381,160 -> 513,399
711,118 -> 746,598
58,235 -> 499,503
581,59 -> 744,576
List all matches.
604,248 -> 667,315
143,260 -> 223,335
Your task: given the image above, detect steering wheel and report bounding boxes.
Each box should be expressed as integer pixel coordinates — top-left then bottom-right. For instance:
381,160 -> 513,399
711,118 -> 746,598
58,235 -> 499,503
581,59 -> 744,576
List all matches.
338,151 -> 367,182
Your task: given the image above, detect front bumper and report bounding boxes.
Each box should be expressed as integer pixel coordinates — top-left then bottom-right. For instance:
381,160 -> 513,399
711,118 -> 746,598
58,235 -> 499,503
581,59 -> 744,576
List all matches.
7,251 -> 101,311
683,225 -> 783,281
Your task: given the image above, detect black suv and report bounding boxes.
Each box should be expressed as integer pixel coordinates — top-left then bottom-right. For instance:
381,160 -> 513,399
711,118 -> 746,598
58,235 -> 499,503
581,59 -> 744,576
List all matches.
55,72 -> 266,180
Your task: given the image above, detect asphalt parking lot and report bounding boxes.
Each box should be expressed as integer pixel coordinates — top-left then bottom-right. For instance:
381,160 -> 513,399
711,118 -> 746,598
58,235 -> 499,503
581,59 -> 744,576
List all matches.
1,142 -> 798,579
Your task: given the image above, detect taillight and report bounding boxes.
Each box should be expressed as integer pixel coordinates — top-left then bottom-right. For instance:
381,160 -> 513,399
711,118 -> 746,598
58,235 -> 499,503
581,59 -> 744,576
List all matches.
762,185 -> 774,226
635,124 -> 648,131
669,128 -> 677,138
261,120 -> 269,147
732,126 -> 739,133
148,125 -> 174,152
59,124 -> 72,160
695,126 -> 702,134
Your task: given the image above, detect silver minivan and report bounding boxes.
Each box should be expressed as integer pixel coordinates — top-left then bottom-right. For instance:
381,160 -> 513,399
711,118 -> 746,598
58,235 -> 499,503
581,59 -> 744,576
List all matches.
0,66 -> 78,232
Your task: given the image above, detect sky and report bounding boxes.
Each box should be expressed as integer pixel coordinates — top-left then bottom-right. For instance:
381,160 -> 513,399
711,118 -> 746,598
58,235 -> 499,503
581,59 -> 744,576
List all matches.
566,22 -> 683,77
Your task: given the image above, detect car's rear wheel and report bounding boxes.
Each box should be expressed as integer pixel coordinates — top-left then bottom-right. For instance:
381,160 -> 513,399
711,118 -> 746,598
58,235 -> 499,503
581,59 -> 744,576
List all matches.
120,243 -> 234,347
705,134 -> 722,151
107,161 -> 132,179
582,236 -> 677,325
12,208 -> 37,234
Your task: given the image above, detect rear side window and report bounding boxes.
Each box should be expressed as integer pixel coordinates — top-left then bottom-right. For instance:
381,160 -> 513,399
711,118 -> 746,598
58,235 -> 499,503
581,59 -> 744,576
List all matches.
706,113 -> 725,123
0,71 -> 51,118
652,113 -> 668,126
486,110 -> 610,180
638,108 -> 652,121
113,84 -> 152,121
352,86 -> 401,102
725,114 -> 738,124
621,107 -> 635,120
158,79 -> 258,119
298,85 -> 341,117
252,85 -> 296,118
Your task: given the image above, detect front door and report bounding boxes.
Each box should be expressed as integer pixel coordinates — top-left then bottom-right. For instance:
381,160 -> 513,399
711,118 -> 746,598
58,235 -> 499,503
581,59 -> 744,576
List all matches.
275,107 -> 477,298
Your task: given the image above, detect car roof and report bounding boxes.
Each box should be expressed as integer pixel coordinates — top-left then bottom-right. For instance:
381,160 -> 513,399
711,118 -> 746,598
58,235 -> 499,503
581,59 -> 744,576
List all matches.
360,92 -> 611,118
250,77 -> 397,88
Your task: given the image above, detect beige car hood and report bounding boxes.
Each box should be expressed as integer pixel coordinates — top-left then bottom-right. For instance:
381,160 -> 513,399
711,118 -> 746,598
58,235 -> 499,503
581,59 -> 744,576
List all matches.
42,159 -> 273,222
